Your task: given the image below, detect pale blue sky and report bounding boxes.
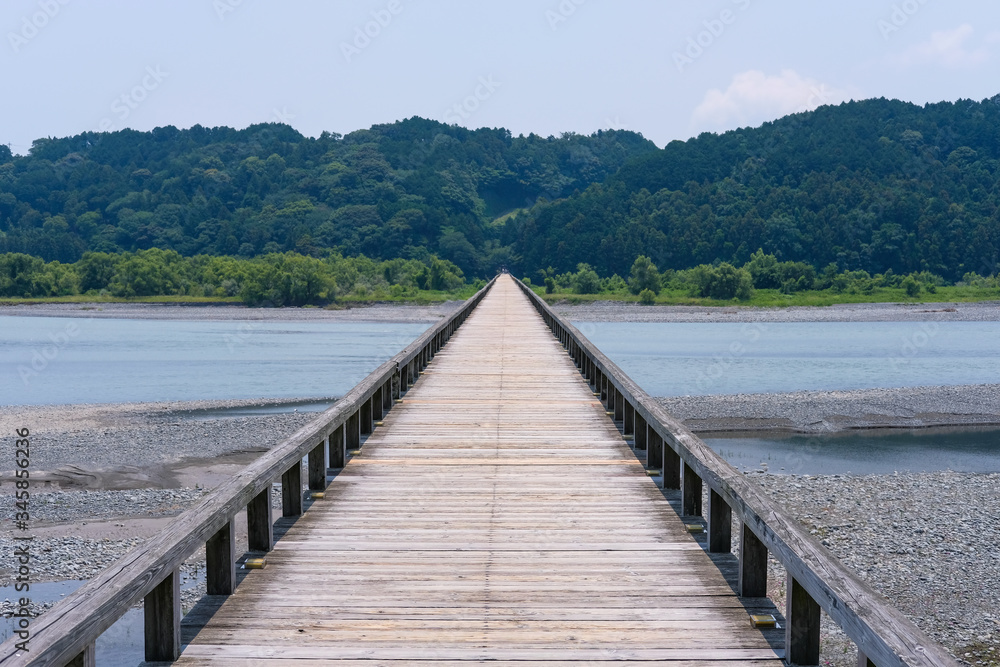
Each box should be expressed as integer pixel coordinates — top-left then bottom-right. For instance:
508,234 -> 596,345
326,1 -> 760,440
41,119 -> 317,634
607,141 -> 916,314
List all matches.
2,0 -> 999,153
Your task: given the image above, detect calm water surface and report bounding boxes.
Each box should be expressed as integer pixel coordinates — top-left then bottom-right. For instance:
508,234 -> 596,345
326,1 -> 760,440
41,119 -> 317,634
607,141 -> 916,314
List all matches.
0,316 -> 429,406
574,321 -> 1000,396
704,426 -> 1000,475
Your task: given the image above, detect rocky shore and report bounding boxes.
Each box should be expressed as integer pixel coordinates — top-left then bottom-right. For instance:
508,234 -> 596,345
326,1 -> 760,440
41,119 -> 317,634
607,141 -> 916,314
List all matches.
2,387 -> 997,663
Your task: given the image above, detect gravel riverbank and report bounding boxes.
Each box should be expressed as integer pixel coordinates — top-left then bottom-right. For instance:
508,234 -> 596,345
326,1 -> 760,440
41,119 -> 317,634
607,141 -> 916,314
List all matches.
660,384 -> 1000,433
2,388 -> 997,664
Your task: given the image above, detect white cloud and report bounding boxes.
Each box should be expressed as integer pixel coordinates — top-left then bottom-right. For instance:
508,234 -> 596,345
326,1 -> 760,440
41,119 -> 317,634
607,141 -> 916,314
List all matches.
691,70 -> 846,133
888,24 -> 991,67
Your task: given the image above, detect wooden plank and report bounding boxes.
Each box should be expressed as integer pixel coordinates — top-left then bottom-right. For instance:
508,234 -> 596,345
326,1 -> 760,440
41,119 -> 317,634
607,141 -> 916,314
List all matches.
173,276 -> 778,665
0,280 -> 498,667
516,280 -> 959,667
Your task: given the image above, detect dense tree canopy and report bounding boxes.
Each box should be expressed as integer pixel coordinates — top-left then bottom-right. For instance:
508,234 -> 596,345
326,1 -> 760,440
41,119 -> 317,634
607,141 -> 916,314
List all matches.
3,97 -> 1000,284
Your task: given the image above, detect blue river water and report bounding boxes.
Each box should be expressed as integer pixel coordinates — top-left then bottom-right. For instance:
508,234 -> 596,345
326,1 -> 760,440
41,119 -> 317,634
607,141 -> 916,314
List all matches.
1,316 -> 429,406
4,317 -> 999,406
574,320 -> 1000,397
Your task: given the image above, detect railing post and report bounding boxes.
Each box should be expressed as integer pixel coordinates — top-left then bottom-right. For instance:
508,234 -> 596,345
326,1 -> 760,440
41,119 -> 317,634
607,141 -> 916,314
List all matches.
613,388 -> 624,423
308,441 -> 326,491
662,439 -> 680,489
248,486 -> 273,552
282,461 -> 302,517
144,569 -> 180,662
606,381 -> 615,412
634,414 -> 647,450
400,365 -> 409,393
372,386 -> 384,421
347,409 -> 361,450
708,490 -> 732,553
383,378 -> 392,412
206,519 -> 235,595
600,373 -> 608,403
739,522 -> 767,597
857,652 -> 876,667
647,426 -> 662,469
682,462 -> 702,516
329,424 -> 346,468
624,401 -> 635,437
67,643 -> 95,667
786,574 -> 821,665
361,396 -> 373,435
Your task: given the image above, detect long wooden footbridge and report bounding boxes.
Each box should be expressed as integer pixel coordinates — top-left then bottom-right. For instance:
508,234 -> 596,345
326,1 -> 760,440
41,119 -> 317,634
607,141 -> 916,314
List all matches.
3,275 -> 957,666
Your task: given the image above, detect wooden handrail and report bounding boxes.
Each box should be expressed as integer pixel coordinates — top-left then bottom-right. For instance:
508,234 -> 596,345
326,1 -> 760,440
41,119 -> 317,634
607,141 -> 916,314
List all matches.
514,279 -> 959,667
0,276 -> 497,667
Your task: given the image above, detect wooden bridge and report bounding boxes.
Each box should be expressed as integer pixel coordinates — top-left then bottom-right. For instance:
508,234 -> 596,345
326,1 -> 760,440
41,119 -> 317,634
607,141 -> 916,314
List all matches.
2,275 -> 958,666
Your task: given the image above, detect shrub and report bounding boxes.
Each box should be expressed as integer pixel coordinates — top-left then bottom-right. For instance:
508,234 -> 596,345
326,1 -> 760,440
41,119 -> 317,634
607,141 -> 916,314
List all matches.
638,288 -> 656,305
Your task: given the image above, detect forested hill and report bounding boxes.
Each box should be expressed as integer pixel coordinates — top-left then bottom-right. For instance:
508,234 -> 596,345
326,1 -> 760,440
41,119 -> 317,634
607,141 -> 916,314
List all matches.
3,96 -> 1000,284
0,118 -> 657,276
514,96 -> 1000,281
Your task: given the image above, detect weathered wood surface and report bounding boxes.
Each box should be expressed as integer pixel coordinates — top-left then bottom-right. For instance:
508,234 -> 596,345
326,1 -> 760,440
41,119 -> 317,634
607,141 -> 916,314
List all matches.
516,280 -> 962,667
0,281 -> 493,667
176,275 -> 782,664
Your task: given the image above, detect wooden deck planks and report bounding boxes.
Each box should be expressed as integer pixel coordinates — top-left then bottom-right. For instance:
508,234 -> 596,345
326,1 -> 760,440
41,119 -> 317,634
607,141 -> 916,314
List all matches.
176,275 -> 782,664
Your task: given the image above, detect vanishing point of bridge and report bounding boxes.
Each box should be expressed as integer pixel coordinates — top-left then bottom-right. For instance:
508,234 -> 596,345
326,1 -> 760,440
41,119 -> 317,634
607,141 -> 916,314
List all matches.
2,275 -> 958,666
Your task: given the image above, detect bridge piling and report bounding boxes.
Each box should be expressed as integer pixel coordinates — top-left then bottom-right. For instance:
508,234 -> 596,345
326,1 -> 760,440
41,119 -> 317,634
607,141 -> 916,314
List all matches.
708,489 -> 733,553
682,462 -> 703,516
663,439 -> 681,489
281,462 -> 303,516
328,424 -> 345,468
247,486 -> 273,552
205,520 -> 236,595
739,522 -> 768,597
308,442 -> 326,491
787,574 -> 822,665
143,569 -> 180,662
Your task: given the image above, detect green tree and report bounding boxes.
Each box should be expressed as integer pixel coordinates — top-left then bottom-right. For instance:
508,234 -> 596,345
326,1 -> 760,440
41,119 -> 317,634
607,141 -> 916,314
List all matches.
628,256 -> 661,294
572,263 -> 601,294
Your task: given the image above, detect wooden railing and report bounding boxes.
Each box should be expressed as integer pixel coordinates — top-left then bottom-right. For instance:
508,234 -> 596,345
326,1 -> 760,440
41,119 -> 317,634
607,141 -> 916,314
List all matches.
514,279 -> 959,667
0,278 -> 496,667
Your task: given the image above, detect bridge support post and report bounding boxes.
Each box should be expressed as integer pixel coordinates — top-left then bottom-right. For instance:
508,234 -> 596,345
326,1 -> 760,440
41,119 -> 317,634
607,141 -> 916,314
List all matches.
634,415 -> 647,450
739,522 -> 767,597
708,490 -> 732,553
247,487 -> 273,552
144,569 -> 180,662
613,389 -> 624,423
647,427 -> 662,470
206,520 -> 236,595
308,442 -> 326,491
383,378 -> 393,412
372,387 -> 384,421
786,574 -> 821,666
282,462 -> 302,517
347,410 -> 361,450
600,373 -> 608,403
624,402 -> 635,438
682,463 -> 702,516
606,381 -> 615,413
68,643 -> 96,667
662,441 -> 680,489
400,365 -> 409,394
361,397 -> 373,436
329,424 -> 345,468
